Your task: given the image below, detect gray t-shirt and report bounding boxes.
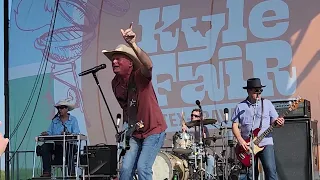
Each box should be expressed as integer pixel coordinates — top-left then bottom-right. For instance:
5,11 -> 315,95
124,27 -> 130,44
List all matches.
187,125 -> 211,146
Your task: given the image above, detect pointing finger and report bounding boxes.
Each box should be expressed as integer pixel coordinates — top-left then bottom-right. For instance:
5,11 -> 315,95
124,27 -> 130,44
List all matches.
129,22 -> 133,29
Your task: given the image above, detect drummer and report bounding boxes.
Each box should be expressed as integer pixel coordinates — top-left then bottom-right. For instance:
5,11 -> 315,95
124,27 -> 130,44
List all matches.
182,108 -> 215,179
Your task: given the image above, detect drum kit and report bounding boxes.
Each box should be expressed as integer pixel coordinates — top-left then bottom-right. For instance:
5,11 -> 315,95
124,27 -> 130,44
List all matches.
152,118 -> 243,180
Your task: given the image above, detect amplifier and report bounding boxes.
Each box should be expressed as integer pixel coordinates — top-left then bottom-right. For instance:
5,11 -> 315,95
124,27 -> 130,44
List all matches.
80,144 -> 117,176
272,99 -> 311,119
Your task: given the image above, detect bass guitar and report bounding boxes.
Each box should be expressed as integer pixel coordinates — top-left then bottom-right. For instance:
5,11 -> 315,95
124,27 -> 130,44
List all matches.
235,97 -> 304,167
117,121 -> 144,157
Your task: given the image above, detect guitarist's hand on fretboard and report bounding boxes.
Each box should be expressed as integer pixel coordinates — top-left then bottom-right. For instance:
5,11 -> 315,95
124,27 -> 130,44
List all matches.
274,117 -> 285,127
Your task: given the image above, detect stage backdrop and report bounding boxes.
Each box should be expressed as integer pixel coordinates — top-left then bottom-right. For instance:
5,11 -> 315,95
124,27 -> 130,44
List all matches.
8,0 -> 320,176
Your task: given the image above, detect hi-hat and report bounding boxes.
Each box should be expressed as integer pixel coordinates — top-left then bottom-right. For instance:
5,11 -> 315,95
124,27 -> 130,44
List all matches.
185,119 -> 217,127
203,136 -> 223,142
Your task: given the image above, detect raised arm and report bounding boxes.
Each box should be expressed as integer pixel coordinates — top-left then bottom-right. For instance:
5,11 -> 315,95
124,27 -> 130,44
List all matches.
121,23 -> 153,77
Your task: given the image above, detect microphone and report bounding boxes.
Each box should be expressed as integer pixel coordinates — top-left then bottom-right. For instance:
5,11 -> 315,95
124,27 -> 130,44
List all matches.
62,123 -> 68,133
224,108 -> 229,123
52,112 -> 59,120
78,64 -> 106,76
196,100 -> 201,108
116,114 -> 121,128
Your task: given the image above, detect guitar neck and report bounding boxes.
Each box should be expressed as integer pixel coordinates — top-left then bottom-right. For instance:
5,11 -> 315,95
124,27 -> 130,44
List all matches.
254,107 -> 292,145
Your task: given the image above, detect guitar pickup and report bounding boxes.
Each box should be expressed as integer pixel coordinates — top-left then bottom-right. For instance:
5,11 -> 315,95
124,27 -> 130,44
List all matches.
239,153 -> 245,159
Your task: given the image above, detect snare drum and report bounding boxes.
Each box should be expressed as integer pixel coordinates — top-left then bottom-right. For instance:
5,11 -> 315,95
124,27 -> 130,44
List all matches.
152,151 -> 189,180
172,132 -> 194,154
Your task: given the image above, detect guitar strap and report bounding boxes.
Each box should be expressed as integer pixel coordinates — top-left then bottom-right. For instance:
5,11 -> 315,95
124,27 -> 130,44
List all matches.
259,98 -> 264,129
126,71 -> 138,128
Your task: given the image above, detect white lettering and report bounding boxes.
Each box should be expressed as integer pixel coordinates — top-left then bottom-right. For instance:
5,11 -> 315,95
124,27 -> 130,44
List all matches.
249,0 -> 289,39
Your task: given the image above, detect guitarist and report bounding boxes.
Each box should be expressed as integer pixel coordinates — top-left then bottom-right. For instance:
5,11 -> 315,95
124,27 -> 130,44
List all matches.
104,23 -> 167,180
231,78 -> 284,180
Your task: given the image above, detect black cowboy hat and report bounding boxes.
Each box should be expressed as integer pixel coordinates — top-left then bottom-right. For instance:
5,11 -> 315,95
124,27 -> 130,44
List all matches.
243,78 -> 266,89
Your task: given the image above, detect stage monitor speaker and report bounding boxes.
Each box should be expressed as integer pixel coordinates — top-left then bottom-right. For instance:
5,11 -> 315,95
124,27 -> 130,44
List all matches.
272,118 -> 318,180
80,144 -> 117,176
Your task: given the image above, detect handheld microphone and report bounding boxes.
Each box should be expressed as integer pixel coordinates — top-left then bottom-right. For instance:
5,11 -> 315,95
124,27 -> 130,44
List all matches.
78,64 -> 106,76
116,114 -> 121,128
223,108 -> 229,123
195,100 -> 201,108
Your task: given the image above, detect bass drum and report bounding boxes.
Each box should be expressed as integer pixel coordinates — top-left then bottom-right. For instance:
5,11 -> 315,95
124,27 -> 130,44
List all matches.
152,151 -> 189,180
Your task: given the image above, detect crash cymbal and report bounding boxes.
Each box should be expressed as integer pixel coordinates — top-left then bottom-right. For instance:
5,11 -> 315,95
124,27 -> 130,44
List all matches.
185,119 -> 217,127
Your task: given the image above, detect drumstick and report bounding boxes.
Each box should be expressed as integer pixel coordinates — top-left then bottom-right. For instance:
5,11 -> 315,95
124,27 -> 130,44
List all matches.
181,109 -> 186,126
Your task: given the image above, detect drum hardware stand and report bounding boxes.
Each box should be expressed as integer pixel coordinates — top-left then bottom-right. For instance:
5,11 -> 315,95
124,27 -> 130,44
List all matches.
195,100 -> 205,180
173,170 -> 179,180
218,122 -> 230,180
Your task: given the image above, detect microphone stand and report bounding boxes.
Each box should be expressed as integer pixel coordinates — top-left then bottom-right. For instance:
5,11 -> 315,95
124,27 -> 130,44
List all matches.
91,72 -> 119,134
90,72 -> 119,179
62,123 -> 67,180
197,105 -> 204,180
250,97 -> 260,180
223,121 -> 228,180
116,117 -> 121,178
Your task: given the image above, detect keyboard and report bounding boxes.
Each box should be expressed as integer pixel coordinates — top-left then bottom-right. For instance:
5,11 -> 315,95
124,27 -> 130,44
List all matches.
36,134 -> 87,142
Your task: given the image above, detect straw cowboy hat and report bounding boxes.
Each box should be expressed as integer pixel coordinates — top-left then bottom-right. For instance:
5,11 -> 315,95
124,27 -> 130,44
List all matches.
102,44 -> 142,70
54,98 -> 75,111
243,78 -> 266,89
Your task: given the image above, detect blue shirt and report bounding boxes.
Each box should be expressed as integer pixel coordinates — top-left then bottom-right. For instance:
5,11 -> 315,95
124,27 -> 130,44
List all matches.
231,98 -> 279,146
47,115 -> 80,135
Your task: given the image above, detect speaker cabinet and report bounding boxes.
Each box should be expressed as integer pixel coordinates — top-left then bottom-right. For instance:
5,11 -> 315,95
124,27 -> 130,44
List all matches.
273,118 -> 318,180
80,145 -> 117,176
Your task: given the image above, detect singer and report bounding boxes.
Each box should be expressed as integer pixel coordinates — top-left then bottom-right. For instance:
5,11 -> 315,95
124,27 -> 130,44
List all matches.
102,22 -> 167,180
231,78 -> 284,180
38,99 -> 80,177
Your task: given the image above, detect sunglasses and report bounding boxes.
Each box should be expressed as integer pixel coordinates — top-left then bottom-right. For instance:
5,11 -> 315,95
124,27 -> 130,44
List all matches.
57,106 -> 68,109
251,89 -> 263,93
191,114 -> 200,118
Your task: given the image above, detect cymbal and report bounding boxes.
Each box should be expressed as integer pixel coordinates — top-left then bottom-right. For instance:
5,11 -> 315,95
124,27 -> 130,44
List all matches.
185,119 -> 217,127
203,136 -> 223,142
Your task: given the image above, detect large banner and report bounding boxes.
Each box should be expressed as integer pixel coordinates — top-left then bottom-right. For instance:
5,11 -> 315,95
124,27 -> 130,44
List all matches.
9,0 -> 320,172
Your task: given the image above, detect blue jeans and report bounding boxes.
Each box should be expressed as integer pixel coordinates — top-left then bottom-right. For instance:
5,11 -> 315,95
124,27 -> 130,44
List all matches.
239,145 -> 278,180
206,155 -> 215,179
120,132 -> 166,180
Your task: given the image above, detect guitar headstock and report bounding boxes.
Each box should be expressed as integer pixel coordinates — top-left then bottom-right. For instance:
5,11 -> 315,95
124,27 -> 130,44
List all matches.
288,96 -> 304,111
136,121 -> 144,129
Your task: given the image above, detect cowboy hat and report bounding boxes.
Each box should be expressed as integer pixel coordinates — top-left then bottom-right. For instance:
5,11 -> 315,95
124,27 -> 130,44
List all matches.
54,98 -> 75,111
243,78 -> 266,89
102,44 -> 142,70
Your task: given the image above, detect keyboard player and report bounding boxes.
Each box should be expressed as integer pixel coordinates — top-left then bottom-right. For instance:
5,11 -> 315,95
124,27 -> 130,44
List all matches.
39,99 -> 80,177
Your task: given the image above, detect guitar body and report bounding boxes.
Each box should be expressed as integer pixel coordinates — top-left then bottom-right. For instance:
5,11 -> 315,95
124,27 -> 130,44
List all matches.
118,122 -> 144,158
235,128 -> 264,167
118,130 -> 131,157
